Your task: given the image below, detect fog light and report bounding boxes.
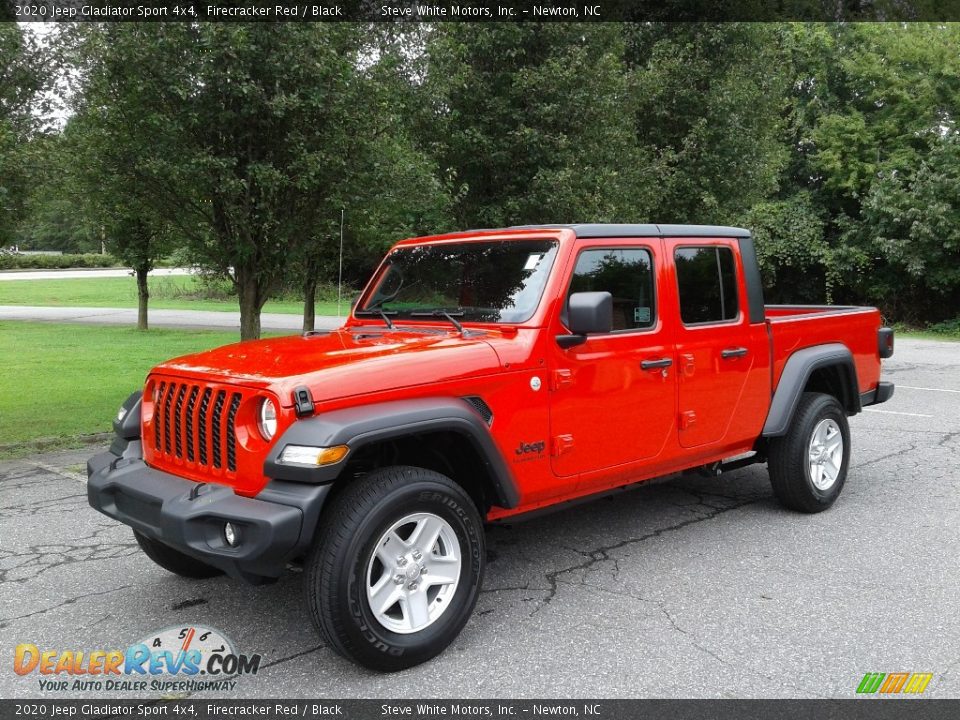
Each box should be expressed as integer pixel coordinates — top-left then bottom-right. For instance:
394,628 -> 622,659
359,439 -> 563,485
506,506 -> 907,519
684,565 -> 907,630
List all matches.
224,522 -> 240,547
279,444 -> 349,466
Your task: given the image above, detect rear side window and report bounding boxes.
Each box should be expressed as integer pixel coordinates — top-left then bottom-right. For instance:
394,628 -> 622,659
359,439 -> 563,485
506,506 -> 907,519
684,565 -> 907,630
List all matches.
568,248 -> 655,331
675,246 -> 739,325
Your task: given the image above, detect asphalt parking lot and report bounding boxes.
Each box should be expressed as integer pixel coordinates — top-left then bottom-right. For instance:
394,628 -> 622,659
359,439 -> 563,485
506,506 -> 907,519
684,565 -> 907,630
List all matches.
1,337 -> 958,699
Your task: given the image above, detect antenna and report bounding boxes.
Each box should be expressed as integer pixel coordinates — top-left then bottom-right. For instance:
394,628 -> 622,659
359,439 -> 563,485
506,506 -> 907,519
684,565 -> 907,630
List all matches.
337,209 -> 345,319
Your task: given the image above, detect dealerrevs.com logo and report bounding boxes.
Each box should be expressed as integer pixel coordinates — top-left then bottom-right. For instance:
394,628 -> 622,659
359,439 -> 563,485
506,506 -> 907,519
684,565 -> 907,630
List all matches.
13,625 -> 261,693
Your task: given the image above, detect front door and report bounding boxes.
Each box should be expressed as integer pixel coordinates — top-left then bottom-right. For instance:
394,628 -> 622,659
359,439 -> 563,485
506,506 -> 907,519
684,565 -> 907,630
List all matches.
549,243 -> 677,477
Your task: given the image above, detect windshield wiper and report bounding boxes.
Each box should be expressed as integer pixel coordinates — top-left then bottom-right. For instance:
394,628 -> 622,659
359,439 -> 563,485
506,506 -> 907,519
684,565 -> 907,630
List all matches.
410,310 -> 465,334
354,308 -> 397,329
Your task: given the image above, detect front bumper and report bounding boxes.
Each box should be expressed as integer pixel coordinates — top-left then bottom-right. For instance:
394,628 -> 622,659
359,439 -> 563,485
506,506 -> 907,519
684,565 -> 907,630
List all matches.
87,438 -> 330,584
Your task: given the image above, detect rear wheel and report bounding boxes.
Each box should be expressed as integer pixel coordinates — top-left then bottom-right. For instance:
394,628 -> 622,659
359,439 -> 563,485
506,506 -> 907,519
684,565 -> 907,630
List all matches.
304,465 -> 484,671
133,530 -> 223,579
768,392 -> 850,513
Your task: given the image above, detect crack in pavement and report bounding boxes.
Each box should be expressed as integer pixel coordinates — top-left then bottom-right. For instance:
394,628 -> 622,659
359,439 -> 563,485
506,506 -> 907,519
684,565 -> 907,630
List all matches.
0,524 -> 137,584
530,495 -> 760,617
854,444 -> 919,470
0,584 -> 134,628
549,574 -> 827,698
258,644 -> 325,670
0,492 -> 87,519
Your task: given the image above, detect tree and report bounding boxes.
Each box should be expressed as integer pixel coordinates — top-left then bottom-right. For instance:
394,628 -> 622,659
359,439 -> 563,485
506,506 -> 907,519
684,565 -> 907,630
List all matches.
863,137 -> 960,322
69,24 -> 408,339
775,23 -> 960,315
0,25 -> 52,246
624,23 -> 788,224
295,26 -> 452,332
421,23 -> 650,228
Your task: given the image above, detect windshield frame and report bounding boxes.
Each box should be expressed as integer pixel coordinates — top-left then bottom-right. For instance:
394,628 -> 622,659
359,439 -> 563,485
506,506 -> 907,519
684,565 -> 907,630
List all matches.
353,237 -> 561,327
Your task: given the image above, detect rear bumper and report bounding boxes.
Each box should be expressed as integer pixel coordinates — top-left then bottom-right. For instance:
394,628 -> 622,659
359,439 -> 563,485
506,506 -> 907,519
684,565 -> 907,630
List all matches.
87,439 -> 329,584
860,381 -> 895,407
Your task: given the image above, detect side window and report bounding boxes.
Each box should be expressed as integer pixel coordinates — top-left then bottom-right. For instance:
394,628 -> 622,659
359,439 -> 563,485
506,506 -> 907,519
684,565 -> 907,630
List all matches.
568,248 -> 655,331
674,246 -> 740,325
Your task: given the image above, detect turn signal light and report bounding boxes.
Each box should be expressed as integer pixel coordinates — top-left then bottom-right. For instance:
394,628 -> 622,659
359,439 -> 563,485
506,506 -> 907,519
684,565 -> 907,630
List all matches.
279,444 -> 349,466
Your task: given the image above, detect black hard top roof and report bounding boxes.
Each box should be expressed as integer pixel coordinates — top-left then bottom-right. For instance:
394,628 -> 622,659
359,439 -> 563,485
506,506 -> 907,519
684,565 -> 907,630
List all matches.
507,223 -> 751,238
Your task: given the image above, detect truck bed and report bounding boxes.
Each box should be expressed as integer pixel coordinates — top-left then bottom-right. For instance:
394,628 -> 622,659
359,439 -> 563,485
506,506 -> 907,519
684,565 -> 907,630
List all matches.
766,304 -> 884,398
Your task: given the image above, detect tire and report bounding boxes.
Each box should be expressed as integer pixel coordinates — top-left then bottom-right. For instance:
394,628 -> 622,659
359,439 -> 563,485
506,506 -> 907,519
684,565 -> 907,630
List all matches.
768,392 -> 851,513
133,530 -> 223,579
304,465 -> 485,671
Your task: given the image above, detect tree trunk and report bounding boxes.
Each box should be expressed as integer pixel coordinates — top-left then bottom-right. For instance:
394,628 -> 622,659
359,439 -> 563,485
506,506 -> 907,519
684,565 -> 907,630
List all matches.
135,265 -> 149,331
302,274 -> 317,333
237,267 -> 262,341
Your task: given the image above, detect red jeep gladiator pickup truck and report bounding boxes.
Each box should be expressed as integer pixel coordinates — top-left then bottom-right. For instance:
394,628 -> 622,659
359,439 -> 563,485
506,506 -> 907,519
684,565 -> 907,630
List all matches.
88,224 -> 894,670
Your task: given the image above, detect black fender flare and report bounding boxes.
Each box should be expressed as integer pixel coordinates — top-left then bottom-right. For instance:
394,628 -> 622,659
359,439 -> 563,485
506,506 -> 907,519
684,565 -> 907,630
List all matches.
263,397 -> 519,508
762,343 -> 860,437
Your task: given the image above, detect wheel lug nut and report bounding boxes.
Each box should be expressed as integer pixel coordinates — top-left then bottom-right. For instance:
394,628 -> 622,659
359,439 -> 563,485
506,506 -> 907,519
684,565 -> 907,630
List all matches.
408,582 -> 418,591
394,575 -> 404,584
413,550 -> 422,560
420,566 -> 428,574
397,556 -> 407,566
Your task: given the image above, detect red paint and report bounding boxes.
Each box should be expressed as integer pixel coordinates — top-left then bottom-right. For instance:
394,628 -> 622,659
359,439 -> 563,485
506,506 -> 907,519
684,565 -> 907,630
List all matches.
140,228 -> 888,518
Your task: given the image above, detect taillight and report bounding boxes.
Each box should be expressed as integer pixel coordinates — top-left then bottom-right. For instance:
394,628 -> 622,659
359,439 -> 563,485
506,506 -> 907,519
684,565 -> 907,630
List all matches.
878,327 -> 894,359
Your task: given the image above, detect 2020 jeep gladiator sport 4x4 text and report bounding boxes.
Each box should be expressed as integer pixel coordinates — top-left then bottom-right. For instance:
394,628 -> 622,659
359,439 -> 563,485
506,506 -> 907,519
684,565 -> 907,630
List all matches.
88,224 -> 894,670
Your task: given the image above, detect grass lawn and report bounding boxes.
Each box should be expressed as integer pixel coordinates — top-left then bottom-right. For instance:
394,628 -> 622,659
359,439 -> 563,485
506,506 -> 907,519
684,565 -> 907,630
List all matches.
0,275 -> 346,317
897,330 -> 960,342
0,321 -> 287,455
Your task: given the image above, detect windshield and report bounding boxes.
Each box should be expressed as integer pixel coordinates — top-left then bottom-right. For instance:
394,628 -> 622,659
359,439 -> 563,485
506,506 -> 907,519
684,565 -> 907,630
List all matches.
358,239 -> 559,324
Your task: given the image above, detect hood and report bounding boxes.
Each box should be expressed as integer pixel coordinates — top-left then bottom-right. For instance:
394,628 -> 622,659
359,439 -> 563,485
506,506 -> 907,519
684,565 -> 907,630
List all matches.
152,327 -> 505,407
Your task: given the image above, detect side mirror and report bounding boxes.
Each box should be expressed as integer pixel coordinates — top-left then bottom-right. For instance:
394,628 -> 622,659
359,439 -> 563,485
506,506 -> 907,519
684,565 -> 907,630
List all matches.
557,291 -> 612,349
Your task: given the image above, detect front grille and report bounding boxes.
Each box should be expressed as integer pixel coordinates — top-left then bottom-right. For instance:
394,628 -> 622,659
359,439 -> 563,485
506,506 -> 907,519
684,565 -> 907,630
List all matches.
153,381 -> 245,473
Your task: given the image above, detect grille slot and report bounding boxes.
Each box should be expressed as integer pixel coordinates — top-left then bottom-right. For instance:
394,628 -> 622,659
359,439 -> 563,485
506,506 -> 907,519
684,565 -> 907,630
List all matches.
185,386 -> 199,462
211,390 -> 226,469
174,385 -> 187,458
163,382 -> 175,454
226,393 -> 242,472
198,388 -> 212,465
154,381 -> 165,450
152,381 -> 246,475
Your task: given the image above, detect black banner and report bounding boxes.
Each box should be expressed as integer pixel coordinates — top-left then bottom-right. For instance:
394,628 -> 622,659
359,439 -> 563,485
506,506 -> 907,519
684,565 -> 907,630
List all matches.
6,0 -> 960,22
1,699 -> 959,720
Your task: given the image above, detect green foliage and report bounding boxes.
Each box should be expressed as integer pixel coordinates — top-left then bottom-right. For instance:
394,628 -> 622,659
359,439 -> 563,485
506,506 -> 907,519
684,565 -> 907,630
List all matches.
0,253 -> 119,270
626,23 -> 788,223
67,24 -> 448,338
865,137 -> 960,294
0,26 -> 54,246
8,22 -> 960,330
777,23 -> 960,319
926,317 -> 960,337
747,195 -> 831,302
423,24 -> 648,227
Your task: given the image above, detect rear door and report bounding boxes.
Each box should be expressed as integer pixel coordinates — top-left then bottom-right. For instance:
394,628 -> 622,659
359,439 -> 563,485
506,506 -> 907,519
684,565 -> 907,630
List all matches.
667,239 -> 767,449
548,241 -> 676,477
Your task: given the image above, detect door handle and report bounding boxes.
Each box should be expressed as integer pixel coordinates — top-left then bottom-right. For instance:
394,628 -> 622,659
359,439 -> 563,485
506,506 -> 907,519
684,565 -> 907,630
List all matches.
721,347 -> 748,359
641,358 -> 673,370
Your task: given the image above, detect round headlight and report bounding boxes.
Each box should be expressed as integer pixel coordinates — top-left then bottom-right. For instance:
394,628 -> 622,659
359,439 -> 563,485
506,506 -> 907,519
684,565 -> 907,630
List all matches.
258,398 -> 278,440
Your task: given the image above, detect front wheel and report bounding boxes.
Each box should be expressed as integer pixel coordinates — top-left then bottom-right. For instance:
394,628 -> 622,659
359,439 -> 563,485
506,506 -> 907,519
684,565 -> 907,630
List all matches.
768,392 -> 851,513
304,466 -> 485,671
